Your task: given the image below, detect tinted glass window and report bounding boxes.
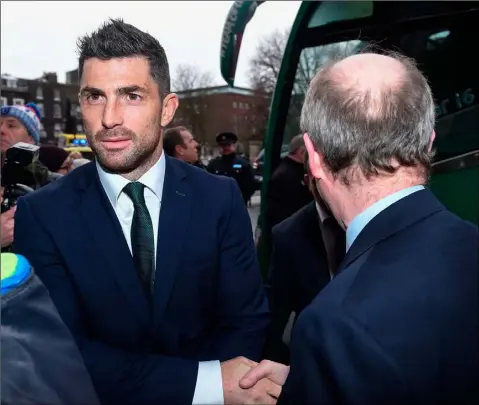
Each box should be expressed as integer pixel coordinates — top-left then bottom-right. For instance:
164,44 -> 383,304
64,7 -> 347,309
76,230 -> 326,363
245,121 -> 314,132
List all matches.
307,1 -> 373,28
284,15 -> 478,162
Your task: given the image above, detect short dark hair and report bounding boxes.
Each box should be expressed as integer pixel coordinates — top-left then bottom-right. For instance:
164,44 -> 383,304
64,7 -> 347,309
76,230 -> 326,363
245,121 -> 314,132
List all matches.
77,18 -> 170,95
163,126 -> 188,157
300,49 -> 435,185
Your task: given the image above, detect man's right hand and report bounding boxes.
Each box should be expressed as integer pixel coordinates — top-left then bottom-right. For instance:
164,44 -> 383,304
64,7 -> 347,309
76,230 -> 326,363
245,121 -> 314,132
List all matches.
1,206 -> 16,248
221,357 -> 281,404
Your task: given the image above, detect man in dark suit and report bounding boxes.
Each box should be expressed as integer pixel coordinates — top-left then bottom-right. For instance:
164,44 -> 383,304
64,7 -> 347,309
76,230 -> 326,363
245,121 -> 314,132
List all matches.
263,156 -> 345,364
239,51 -> 478,405
264,134 -> 313,232
14,19 -> 276,405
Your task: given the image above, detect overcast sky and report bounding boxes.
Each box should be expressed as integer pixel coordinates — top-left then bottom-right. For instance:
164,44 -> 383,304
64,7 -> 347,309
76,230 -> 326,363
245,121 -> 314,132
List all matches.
1,1 -> 301,88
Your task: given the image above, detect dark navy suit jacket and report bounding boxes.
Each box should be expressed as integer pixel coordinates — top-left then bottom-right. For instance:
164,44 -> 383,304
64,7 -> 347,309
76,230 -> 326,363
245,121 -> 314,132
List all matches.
278,189 -> 478,405
14,156 -> 269,405
263,202 -> 333,364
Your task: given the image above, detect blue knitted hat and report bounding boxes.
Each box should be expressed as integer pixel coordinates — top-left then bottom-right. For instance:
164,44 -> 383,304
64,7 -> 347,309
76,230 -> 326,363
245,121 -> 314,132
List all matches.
0,102 -> 42,144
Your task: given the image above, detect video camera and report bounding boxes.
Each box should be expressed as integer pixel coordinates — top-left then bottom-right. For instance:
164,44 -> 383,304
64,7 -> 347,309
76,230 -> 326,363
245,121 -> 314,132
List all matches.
1,142 -> 49,213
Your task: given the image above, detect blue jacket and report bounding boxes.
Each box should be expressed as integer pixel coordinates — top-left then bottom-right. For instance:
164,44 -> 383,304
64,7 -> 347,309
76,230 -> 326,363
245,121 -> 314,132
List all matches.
14,156 -> 269,405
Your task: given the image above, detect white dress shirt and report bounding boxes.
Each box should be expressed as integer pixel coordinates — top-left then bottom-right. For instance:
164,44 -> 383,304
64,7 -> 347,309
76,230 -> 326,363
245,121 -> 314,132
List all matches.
96,153 -> 224,405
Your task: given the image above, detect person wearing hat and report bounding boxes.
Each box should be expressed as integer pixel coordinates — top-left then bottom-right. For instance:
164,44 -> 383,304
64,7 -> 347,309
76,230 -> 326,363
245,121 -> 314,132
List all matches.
207,131 -> 257,204
0,102 -> 42,158
1,102 -> 43,250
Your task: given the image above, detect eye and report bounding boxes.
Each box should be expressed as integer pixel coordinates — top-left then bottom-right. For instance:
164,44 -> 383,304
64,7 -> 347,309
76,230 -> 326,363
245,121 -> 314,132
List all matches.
126,93 -> 142,102
86,94 -> 103,104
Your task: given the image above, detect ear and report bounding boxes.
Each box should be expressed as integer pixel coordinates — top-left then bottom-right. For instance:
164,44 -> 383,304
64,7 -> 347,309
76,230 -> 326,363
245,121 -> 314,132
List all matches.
428,130 -> 436,152
174,144 -> 183,157
161,93 -> 179,127
304,133 -> 324,180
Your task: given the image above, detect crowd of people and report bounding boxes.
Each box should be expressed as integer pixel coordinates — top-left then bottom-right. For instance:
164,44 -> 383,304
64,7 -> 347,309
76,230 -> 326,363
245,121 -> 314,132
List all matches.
1,17 -> 477,405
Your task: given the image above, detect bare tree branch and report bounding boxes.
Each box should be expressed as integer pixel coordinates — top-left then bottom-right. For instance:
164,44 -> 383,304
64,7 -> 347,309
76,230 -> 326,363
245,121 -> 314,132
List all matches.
172,64 -> 216,92
170,64 -> 218,144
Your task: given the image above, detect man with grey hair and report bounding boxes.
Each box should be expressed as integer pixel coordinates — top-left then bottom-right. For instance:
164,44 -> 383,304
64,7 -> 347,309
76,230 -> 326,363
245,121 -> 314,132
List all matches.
239,51 -> 478,405
264,134 -> 313,233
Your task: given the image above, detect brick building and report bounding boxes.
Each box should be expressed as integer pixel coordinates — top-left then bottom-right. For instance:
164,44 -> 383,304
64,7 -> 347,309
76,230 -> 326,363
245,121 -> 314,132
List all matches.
171,85 -> 270,158
1,71 -> 82,144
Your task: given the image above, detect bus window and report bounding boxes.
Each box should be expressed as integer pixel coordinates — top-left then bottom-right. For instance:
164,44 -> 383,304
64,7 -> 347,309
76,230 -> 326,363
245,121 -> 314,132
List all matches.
307,1 -> 373,28
391,25 -> 478,162
282,40 -> 363,144
282,21 -> 478,164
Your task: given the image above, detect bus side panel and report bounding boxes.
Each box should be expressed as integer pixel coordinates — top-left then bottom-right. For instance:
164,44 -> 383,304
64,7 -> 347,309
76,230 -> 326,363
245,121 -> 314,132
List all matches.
429,166 -> 478,225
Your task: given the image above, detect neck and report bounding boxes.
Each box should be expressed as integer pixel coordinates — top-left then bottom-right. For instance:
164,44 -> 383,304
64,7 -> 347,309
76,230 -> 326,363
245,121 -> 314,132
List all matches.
338,171 -> 424,228
121,144 -> 163,182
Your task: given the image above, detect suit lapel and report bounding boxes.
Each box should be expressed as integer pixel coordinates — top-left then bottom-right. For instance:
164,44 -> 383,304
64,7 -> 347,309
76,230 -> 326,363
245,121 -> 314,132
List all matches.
339,189 -> 445,273
78,163 -> 150,324
153,157 -> 191,326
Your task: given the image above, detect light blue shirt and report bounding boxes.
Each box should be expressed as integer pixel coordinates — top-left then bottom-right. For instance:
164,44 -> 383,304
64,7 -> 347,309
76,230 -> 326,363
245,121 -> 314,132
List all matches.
346,185 -> 425,251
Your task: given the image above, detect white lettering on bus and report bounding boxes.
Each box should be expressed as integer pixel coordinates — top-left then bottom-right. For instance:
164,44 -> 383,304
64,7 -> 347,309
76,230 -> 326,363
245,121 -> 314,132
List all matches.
435,88 -> 476,118
221,1 -> 242,59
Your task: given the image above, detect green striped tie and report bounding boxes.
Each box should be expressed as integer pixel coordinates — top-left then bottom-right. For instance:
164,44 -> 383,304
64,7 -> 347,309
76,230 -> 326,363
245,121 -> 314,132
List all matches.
123,182 -> 155,297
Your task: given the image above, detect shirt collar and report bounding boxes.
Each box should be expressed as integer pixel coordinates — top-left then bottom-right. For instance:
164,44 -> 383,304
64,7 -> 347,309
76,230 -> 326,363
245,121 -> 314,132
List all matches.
96,152 -> 166,208
346,185 -> 425,252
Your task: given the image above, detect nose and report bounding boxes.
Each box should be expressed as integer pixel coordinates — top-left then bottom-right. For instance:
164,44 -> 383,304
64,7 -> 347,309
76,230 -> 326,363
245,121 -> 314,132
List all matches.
101,101 -> 123,129
1,122 -> 8,138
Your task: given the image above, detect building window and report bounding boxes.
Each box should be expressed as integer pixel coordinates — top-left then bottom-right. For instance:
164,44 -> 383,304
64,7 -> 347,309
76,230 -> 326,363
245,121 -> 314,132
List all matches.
233,101 -> 238,108
245,103 -> 250,109
40,123 -> 47,138
54,123 -> 62,137
36,87 -> 43,100
0,97 -> 7,106
76,124 -> 83,133
13,98 -> 24,105
36,103 -> 45,117
54,89 -> 61,101
53,104 -> 62,118
239,102 -> 244,109
75,105 -> 82,119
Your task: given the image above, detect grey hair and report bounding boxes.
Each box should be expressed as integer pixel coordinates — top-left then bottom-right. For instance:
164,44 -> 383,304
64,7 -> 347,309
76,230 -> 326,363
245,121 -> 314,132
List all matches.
288,134 -> 305,155
300,48 -> 436,185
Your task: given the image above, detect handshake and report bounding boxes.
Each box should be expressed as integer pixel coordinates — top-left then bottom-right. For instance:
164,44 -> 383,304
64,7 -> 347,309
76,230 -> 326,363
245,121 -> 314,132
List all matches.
221,357 -> 290,405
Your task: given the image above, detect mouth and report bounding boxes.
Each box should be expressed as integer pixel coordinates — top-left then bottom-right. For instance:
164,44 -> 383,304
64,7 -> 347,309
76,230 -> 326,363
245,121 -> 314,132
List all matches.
100,138 -> 132,150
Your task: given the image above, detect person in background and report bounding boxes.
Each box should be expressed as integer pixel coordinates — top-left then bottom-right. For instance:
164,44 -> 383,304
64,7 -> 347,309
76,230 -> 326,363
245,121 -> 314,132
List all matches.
163,126 -> 199,164
264,134 -> 313,232
1,102 -> 42,163
39,145 -> 74,175
263,152 -> 345,364
14,18 -> 273,405
207,132 -> 256,204
1,102 -> 42,249
239,51 -> 479,405
193,141 -> 207,171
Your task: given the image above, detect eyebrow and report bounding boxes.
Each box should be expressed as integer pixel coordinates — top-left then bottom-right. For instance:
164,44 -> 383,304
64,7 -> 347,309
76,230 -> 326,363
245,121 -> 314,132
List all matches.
79,85 -> 148,97
2,117 -> 20,124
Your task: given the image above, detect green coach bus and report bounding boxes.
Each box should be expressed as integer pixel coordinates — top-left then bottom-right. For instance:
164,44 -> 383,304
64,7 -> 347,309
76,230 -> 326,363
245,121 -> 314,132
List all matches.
221,1 -> 479,272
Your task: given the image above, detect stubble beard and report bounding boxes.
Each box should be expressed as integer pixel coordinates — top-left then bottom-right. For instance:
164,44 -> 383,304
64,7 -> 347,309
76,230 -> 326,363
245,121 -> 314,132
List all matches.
84,122 -> 162,179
